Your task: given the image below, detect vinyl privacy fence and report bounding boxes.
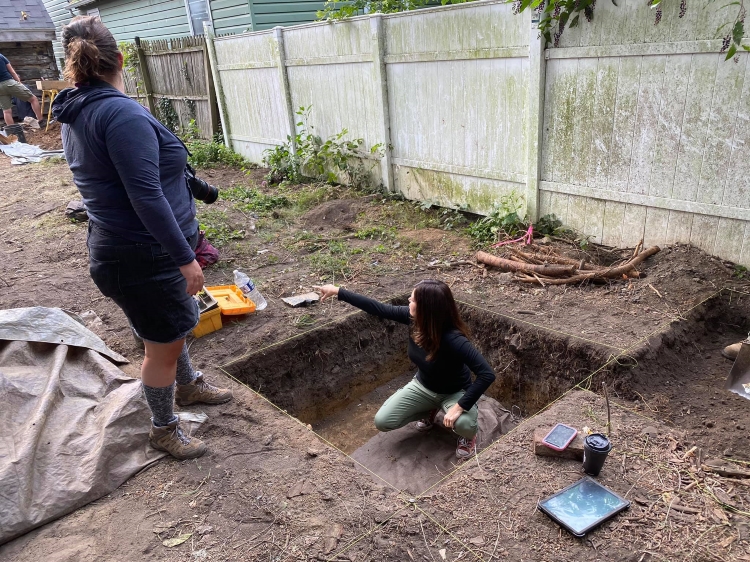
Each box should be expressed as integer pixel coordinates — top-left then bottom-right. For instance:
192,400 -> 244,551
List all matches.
204,0 -> 750,266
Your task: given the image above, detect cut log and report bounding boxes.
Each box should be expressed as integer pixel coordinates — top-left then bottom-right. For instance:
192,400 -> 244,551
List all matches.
476,251 -> 576,277
533,427 -> 585,461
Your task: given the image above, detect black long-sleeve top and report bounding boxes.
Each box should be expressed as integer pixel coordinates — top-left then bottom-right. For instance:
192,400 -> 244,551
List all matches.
337,288 -> 495,410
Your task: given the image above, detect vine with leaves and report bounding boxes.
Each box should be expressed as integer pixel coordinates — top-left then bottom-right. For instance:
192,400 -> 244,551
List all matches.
515,0 -> 747,60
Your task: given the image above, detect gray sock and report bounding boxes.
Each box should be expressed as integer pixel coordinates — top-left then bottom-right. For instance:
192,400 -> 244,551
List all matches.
143,382 -> 178,427
176,344 -> 198,386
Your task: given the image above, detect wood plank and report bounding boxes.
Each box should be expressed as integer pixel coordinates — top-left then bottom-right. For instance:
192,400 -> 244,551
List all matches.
539,180 -> 750,222
628,55 -> 667,196
569,58 -> 597,186
698,53 -> 746,206
665,211 -> 694,245
714,218 -> 747,264
584,198 -> 606,244
648,54 -> 691,199
550,58 -> 578,186
565,195 -> 588,235
620,204 -> 648,248
601,201 -> 626,247
587,57 -> 618,190
607,56 -> 641,193
643,207 -> 670,248
672,54 -> 718,202
690,215 -> 720,254
722,54 -> 750,209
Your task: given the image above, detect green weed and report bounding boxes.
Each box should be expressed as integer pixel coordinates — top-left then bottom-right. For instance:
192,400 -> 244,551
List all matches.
221,186 -> 290,214
466,193 -> 528,247
197,210 -> 245,246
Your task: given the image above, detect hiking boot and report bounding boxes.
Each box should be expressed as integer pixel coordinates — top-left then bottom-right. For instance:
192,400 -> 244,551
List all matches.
415,409 -> 439,432
175,372 -> 232,406
456,435 -> 477,459
149,416 -> 206,460
722,342 -> 743,361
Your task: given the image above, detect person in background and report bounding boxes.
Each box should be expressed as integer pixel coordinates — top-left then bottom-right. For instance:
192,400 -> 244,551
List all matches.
52,16 -> 231,460
314,280 -> 496,459
0,52 -> 43,126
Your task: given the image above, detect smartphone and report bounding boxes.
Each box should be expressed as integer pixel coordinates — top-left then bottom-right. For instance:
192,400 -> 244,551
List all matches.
542,423 -> 578,451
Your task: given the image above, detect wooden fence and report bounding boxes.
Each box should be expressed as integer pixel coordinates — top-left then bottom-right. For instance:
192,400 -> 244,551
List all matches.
122,35 -> 219,139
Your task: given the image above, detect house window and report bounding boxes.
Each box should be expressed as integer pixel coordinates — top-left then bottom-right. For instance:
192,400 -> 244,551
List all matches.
185,0 -> 211,36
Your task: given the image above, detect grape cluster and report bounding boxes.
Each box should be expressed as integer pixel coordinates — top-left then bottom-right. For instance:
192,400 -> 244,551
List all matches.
679,0 -> 687,18
511,0 -> 521,15
654,5 -> 662,25
723,34 -> 733,52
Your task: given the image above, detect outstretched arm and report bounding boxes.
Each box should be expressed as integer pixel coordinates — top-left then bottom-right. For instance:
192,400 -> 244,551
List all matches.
314,285 -> 410,325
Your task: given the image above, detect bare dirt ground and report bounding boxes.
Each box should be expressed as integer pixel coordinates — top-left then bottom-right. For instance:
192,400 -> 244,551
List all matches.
1,135 -> 750,561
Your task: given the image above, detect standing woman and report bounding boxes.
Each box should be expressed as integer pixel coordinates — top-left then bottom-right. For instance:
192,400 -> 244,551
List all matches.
315,281 -> 495,458
53,17 -> 231,460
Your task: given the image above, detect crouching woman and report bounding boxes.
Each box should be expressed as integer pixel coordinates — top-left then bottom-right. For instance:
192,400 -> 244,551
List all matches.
315,280 -> 495,458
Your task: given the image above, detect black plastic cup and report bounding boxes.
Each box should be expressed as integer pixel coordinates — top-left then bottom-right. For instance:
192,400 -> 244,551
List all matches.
582,433 -> 612,476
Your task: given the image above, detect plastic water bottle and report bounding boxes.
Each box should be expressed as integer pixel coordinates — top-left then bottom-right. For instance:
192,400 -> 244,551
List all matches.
233,269 -> 267,310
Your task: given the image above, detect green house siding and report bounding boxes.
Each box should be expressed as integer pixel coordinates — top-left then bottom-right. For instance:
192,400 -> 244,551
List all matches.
250,0 -> 327,31
42,0 -> 74,68
211,0 -> 253,35
94,0 -> 191,42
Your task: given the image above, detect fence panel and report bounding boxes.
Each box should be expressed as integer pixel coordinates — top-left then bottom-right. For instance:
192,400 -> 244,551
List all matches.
384,4 -> 530,212
206,1 -> 750,265
213,30 -> 290,163
142,37 -> 212,138
539,0 -> 750,264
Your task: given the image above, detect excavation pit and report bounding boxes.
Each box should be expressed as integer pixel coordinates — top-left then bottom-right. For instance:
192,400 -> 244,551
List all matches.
224,290 -> 750,486
223,297 -> 623,492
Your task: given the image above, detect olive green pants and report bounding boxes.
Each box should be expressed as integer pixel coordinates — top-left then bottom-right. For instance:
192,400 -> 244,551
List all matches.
374,377 -> 479,439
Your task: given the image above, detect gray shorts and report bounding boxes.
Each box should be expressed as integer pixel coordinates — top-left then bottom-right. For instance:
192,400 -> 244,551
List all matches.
0,79 -> 34,110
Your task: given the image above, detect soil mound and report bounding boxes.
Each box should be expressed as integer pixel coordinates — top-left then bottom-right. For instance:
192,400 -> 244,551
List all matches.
302,199 -> 361,231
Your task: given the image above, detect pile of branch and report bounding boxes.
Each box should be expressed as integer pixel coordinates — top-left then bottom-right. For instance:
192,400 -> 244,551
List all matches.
476,242 -> 660,286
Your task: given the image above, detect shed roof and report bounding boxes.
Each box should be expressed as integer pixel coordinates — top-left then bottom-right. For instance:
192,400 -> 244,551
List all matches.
0,0 -> 56,42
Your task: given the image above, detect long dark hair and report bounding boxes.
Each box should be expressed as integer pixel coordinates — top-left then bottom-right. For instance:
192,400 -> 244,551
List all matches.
61,16 -> 120,84
412,280 -> 469,361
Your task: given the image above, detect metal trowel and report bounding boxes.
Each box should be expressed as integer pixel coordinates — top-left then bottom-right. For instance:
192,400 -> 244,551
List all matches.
727,339 -> 750,400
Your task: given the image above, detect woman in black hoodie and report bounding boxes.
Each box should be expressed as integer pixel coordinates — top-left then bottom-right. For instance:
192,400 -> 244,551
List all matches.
53,17 -> 231,460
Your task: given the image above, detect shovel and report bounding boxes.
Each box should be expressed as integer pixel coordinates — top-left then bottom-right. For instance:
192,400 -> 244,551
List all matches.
727,339 -> 750,400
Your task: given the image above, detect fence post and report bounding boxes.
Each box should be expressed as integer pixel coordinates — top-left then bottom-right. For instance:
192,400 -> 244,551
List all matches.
273,26 -> 297,152
202,39 -> 220,139
525,15 -> 546,223
203,22 -> 232,148
370,14 -> 394,192
134,37 -> 156,117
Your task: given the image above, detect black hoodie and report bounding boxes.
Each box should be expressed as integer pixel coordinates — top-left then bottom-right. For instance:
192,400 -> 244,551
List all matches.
53,81 -> 197,266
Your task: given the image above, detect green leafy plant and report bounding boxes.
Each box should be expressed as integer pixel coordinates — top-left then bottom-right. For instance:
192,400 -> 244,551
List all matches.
318,0 -> 467,20
515,0 -> 747,59
466,193 -> 528,246
263,106 -> 383,189
734,265 -> 748,279
197,210 -> 246,246
180,122 -> 249,169
534,213 -> 564,237
157,97 -> 179,133
222,185 -> 290,214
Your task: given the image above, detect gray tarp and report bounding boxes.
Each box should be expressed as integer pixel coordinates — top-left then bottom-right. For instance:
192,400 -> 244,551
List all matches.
351,396 -> 516,495
0,308 -> 204,545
